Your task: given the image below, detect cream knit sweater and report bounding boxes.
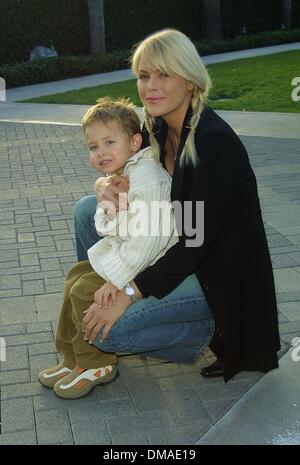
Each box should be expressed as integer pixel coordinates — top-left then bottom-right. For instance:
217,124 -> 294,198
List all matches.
87,146 -> 178,290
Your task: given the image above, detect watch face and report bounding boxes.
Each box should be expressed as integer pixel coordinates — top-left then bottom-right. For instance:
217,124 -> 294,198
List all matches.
126,286 -> 134,296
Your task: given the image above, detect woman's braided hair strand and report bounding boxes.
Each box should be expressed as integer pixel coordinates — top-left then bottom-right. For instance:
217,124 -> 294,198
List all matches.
180,86 -> 204,168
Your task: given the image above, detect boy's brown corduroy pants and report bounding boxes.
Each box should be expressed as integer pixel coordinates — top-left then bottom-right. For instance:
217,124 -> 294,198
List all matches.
55,260 -> 117,369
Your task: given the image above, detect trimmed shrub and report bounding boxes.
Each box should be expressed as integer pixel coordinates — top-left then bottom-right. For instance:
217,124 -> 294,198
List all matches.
1,51 -> 131,88
195,28 -> 300,56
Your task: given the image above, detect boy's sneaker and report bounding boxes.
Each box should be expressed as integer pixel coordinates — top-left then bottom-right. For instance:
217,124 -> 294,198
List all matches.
38,363 -> 73,388
54,365 -> 119,399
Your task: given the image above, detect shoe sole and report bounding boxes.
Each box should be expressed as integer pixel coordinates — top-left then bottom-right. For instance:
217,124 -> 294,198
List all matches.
200,371 -> 224,378
54,368 -> 120,400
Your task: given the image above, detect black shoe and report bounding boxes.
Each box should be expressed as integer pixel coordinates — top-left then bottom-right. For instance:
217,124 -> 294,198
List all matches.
200,359 -> 225,378
209,327 -> 225,361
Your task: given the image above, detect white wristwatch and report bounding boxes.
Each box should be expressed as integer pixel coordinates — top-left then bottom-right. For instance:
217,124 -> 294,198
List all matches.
124,283 -> 138,303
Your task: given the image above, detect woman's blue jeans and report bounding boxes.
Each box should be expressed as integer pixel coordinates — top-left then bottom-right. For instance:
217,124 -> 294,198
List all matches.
74,195 -> 215,363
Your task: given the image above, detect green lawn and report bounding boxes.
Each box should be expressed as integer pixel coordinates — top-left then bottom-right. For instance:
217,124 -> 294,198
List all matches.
20,50 -> 300,113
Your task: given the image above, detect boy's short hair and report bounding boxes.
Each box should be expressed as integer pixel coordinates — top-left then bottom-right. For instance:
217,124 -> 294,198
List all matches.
82,97 -> 141,137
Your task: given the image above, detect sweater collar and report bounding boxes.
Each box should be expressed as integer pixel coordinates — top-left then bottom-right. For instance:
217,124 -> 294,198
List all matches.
123,146 -> 152,172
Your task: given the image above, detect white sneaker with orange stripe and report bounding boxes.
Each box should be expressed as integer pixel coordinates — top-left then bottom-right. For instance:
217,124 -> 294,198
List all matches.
38,363 -> 73,388
53,365 -> 119,399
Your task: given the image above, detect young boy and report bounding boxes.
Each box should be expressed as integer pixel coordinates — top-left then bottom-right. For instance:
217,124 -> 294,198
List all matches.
38,97 -> 178,399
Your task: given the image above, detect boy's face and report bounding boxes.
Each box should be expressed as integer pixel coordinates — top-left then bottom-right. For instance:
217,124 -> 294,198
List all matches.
85,120 -> 140,174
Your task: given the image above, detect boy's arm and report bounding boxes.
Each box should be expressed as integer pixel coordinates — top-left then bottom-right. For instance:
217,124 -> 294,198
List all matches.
88,181 -> 178,290
94,202 -> 118,236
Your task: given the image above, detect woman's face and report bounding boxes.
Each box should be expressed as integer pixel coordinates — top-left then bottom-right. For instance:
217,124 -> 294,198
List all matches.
137,59 -> 194,119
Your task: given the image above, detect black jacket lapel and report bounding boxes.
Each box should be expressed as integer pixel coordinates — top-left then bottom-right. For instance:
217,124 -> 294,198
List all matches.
153,104 -> 194,202
170,151 -> 185,202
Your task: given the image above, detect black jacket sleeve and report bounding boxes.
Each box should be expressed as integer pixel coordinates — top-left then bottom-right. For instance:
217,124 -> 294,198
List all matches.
141,123 -> 150,149
134,129 -> 246,299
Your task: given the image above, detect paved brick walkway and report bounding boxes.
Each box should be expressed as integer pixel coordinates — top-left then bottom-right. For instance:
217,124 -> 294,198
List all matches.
0,122 -> 299,444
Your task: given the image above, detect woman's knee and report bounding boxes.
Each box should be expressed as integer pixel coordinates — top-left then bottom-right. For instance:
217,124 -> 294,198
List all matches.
93,325 -> 121,353
73,195 -> 97,225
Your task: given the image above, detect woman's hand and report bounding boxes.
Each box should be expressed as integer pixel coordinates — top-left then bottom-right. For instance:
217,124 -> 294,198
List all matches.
82,291 -> 132,343
94,175 -> 130,212
94,281 -> 119,309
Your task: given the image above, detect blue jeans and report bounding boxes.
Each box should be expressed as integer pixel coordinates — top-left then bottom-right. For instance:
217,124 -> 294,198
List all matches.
74,196 -> 215,363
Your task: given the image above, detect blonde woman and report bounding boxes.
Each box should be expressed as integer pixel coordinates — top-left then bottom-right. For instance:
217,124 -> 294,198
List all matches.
77,29 -> 280,382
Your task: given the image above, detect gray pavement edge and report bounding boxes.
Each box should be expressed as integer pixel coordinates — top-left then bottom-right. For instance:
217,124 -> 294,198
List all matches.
196,346 -> 300,445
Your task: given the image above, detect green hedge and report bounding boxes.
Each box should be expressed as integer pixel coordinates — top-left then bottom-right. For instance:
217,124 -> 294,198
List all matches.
0,0 -> 203,64
220,0 -> 281,38
0,0 -> 90,64
4,0 -> 298,66
104,0 -> 202,51
1,51 -> 130,88
2,28 -> 300,89
195,27 -> 300,55
293,0 -> 300,27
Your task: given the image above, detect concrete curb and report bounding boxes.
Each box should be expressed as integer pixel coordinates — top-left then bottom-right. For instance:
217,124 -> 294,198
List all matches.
196,345 -> 299,445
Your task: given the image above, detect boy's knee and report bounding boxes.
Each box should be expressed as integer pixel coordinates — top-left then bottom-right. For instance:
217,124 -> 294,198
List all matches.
69,278 -> 93,302
65,261 -> 90,282
69,281 -> 80,300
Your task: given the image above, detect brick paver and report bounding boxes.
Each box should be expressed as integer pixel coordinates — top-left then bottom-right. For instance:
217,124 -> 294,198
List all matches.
0,122 -> 299,444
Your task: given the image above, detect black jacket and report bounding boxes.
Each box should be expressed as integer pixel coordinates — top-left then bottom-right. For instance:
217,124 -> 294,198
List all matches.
135,104 -> 281,382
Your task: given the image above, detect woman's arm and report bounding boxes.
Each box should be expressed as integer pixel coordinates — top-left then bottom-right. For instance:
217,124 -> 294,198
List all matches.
133,129 -> 246,299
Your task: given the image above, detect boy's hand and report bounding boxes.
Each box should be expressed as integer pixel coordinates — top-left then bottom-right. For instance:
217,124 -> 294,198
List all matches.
94,282 -> 119,309
94,175 -> 129,211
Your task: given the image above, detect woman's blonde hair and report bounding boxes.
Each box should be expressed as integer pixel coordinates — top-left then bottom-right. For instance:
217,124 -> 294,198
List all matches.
130,29 -> 212,168
82,96 -> 141,137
